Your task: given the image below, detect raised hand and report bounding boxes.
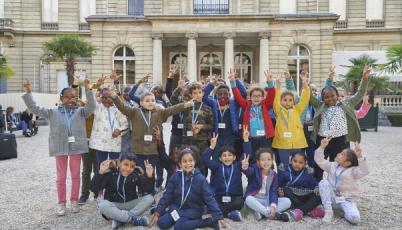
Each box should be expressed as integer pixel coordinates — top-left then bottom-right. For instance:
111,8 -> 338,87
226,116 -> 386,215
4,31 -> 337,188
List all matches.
328,66 -> 335,80
83,79 -> 91,90
363,65 -> 371,81
23,79 -> 32,93
168,65 -> 178,78
275,79 -> 282,89
282,70 -> 291,79
228,69 -> 236,82
354,142 -> 363,158
210,74 -> 217,85
210,133 -> 218,150
241,154 -> 250,170
363,95 -> 369,104
94,74 -> 107,88
300,71 -> 309,88
242,125 -> 250,142
99,160 -> 112,174
144,160 -> 154,178
320,136 -> 332,149
264,69 -> 273,83
110,69 -> 120,82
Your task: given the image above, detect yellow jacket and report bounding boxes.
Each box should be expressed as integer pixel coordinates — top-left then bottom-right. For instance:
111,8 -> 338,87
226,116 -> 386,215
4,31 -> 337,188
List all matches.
272,86 -> 310,149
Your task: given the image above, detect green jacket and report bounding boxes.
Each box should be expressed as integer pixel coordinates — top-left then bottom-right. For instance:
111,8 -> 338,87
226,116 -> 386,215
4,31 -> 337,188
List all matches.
182,101 -> 214,142
309,78 -> 369,143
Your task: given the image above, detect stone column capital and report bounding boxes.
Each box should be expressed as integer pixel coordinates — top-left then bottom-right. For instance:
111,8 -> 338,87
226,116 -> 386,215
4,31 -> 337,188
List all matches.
258,31 -> 271,39
152,33 -> 163,40
223,32 -> 236,39
185,32 -> 198,39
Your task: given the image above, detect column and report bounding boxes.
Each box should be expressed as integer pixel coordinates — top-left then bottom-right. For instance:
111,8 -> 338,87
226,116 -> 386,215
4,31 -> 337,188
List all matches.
186,32 -> 198,82
259,31 -> 271,85
152,33 -> 163,86
224,32 -> 235,81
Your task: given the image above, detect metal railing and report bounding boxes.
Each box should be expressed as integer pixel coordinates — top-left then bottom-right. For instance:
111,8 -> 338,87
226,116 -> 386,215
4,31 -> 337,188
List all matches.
193,0 -> 229,15
366,20 -> 385,28
41,23 -> 59,31
79,23 -> 90,31
333,20 -> 348,29
0,18 -> 14,29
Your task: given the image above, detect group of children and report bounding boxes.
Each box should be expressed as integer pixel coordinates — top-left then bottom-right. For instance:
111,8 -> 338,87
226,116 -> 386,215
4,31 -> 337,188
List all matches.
21,64 -> 371,229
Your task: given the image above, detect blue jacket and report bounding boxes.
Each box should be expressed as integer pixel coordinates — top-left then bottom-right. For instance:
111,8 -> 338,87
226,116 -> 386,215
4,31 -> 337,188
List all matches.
277,165 -> 318,190
203,79 -> 247,134
242,141 -> 278,205
155,168 -> 223,221
201,147 -> 243,197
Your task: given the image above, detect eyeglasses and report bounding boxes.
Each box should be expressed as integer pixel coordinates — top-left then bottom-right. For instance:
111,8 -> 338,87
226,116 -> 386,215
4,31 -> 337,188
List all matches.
251,95 -> 263,99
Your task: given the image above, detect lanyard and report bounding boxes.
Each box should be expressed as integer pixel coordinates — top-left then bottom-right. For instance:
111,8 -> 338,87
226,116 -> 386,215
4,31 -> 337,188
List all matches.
238,108 -> 242,119
192,102 -> 203,124
116,174 -> 127,202
179,112 -> 184,123
180,171 -> 193,209
219,107 -> 228,122
280,108 -> 291,130
286,166 -> 304,186
222,165 -> 234,194
140,110 -> 152,130
63,107 -> 73,135
107,107 -> 115,130
334,165 -> 347,191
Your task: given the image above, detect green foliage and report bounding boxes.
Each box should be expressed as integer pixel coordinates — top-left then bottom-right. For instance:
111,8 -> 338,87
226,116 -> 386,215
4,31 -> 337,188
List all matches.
0,54 -> 14,79
379,44 -> 402,74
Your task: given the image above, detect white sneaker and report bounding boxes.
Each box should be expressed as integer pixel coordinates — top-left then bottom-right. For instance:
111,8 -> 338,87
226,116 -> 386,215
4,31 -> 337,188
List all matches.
56,203 -> 66,216
253,210 -> 262,221
322,209 -> 334,223
71,201 -> 80,213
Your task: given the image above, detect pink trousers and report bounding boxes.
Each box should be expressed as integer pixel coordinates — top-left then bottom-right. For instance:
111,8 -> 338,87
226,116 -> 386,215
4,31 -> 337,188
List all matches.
55,155 -> 81,204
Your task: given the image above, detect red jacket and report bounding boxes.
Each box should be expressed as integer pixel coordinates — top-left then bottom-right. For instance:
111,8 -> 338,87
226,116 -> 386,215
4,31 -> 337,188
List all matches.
232,86 -> 275,138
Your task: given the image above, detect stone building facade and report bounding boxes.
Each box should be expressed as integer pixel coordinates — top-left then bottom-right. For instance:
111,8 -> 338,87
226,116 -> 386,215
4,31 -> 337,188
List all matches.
0,0 -> 401,94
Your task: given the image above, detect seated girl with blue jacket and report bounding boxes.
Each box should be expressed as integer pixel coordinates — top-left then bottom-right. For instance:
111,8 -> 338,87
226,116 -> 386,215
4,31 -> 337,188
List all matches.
242,135 -> 291,221
202,131 -> 246,222
91,153 -> 155,229
150,147 -> 227,230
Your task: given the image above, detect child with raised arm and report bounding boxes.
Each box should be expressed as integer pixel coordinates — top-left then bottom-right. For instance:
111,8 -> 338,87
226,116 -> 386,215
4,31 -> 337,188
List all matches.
230,69 -> 276,156
315,138 -> 369,224
310,65 -> 371,180
273,72 -> 310,166
22,79 -> 95,216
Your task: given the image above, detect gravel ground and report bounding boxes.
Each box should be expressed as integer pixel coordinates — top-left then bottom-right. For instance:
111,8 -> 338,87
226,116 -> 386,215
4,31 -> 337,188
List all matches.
1,125 -> 402,230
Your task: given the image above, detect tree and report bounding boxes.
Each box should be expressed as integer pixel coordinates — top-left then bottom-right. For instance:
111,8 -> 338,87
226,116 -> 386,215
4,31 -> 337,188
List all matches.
380,44 -> 402,74
43,34 -> 95,86
0,54 -> 14,79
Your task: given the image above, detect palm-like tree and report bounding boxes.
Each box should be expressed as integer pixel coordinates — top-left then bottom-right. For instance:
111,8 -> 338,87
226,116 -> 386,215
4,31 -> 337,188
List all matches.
0,54 -> 14,79
380,44 -> 402,74
43,34 -> 95,86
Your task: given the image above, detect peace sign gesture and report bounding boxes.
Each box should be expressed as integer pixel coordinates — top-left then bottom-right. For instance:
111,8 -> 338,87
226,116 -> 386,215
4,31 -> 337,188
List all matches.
144,160 -> 153,178
23,79 -> 32,93
242,153 -> 250,170
320,136 -> 332,149
282,70 -> 291,79
168,64 -> 179,78
210,133 -> 219,150
363,65 -> 371,81
328,66 -> 335,80
242,125 -> 250,142
300,71 -> 309,88
264,69 -> 273,83
228,68 -> 236,82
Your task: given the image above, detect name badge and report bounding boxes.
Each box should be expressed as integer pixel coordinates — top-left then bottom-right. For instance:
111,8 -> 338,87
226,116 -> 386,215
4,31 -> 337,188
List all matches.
222,196 -> 231,203
308,125 -> 314,132
335,196 -> 346,204
218,123 -> 226,129
177,123 -> 184,129
144,135 -> 153,142
238,124 -> 242,130
187,131 -> 193,137
283,132 -> 292,138
68,136 -> 75,143
256,130 -> 265,136
170,209 -> 180,222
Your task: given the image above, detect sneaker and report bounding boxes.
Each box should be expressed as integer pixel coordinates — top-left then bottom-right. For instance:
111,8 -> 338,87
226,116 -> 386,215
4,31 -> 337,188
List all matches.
227,210 -> 242,221
23,132 -> 32,137
322,209 -> 334,223
129,216 -> 149,226
275,212 -> 290,222
56,203 -> 66,216
290,208 -> 304,221
111,220 -> 126,229
71,201 -> 80,213
253,210 -> 262,221
78,194 -> 89,205
309,207 -> 325,218
204,217 -> 219,230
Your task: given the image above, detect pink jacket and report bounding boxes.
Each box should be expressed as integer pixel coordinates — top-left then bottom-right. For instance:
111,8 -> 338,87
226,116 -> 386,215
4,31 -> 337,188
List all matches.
315,147 -> 369,203
355,102 -> 372,119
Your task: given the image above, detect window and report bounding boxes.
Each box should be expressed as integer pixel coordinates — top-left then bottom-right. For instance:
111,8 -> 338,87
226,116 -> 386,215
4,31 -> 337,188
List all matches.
366,0 -> 383,20
0,0 -> 4,18
42,0 -> 58,23
80,0 -> 96,23
199,52 -> 223,82
329,0 -> 346,20
170,53 -> 188,80
113,46 -> 136,85
279,0 -> 296,14
287,45 -> 310,95
234,52 -> 252,83
128,0 -> 144,16
193,0 -> 229,15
